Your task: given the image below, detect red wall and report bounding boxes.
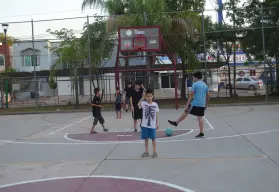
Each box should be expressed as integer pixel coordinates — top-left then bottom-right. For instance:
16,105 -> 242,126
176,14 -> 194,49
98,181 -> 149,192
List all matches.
0,43 -> 11,69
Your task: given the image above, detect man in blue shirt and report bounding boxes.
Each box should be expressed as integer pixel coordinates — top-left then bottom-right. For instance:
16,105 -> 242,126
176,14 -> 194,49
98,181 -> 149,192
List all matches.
168,72 -> 210,138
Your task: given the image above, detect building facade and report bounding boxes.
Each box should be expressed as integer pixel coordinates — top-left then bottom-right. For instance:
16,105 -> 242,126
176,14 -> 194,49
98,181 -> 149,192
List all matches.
0,43 -> 12,72
12,40 -> 59,72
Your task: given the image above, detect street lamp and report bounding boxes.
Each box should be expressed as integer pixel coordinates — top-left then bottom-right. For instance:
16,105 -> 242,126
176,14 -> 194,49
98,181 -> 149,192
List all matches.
2,23 -> 9,109
2,24 -> 9,69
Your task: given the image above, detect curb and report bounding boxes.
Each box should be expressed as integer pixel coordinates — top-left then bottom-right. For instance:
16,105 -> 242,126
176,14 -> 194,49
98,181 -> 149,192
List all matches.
0,102 -> 278,116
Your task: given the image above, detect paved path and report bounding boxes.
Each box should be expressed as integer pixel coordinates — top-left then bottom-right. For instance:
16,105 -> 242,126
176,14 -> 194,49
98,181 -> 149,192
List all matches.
0,105 -> 278,192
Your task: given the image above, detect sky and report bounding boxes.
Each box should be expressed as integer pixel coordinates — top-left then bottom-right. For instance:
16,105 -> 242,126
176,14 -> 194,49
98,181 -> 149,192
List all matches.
0,0 -> 228,40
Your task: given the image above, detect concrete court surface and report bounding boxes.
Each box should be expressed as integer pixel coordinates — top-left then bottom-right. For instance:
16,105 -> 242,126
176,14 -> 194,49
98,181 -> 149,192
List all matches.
0,105 -> 278,192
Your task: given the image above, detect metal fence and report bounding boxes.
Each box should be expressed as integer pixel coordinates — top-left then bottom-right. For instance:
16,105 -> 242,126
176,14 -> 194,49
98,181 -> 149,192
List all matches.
0,6 -> 278,109
0,68 -> 277,109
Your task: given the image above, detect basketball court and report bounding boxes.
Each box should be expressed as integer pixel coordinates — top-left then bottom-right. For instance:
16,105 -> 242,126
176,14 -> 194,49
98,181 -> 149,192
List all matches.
0,104 -> 279,192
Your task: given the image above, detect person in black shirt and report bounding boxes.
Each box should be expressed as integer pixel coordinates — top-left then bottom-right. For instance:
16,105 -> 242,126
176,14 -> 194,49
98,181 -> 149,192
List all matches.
90,88 -> 108,134
124,83 -> 133,112
130,81 -> 145,133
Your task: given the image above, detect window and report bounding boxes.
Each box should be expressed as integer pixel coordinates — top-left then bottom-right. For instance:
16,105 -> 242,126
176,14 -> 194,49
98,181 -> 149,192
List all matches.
243,78 -> 251,82
0,56 -> 4,66
236,78 -> 243,81
23,55 -> 39,66
61,62 -> 72,69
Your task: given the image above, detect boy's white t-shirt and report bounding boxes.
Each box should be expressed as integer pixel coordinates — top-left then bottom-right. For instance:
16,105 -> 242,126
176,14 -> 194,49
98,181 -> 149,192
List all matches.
140,101 -> 159,129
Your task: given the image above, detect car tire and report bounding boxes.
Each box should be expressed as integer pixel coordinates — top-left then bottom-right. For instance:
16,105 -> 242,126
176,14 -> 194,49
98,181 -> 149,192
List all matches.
248,85 -> 256,90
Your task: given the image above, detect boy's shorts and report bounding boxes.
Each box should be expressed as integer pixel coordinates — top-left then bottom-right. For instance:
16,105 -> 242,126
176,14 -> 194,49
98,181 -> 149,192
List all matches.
115,103 -> 122,111
141,126 -> 156,140
93,115 -> 105,125
125,97 -> 130,104
132,106 -> 142,120
185,105 -> 205,117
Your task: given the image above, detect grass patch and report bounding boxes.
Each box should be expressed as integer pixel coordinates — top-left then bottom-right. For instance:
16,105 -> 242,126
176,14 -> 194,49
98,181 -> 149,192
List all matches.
0,95 -> 278,114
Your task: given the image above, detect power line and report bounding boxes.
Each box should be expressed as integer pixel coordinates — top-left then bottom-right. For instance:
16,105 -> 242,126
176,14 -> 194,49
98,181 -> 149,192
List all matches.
0,7 -> 277,25
0,9 -> 86,19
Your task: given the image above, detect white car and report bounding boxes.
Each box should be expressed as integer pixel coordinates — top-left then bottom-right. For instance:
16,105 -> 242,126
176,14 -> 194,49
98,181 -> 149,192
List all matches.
226,77 -> 263,90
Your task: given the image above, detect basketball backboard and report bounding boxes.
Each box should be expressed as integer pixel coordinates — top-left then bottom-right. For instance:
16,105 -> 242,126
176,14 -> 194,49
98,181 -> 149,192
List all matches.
118,26 -> 161,52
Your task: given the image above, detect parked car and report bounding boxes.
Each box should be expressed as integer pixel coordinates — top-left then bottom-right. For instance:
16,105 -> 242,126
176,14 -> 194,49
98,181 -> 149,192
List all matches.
226,77 -> 264,90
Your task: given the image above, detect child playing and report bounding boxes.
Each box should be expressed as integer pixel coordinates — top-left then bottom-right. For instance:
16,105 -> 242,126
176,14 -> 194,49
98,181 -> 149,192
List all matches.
130,82 -> 145,133
138,89 -> 159,158
115,87 -> 123,119
90,88 -> 109,134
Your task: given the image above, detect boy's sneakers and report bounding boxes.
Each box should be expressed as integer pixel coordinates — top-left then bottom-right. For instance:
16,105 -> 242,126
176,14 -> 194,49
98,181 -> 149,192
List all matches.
152,152 -> 158,158
90,131 -> 98,134
141,152 -> 149,158
168,120 -> 178,127
195,133 -> 205,138
134,129 -> 138,133
103,128 -> 109,132
141,152 -> 158,158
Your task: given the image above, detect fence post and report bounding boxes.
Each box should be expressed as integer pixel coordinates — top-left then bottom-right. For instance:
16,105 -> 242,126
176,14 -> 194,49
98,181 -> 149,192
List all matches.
87,16 -> 93,101
261,5 -> 268,103
31,19 -> 38,109
5,79 -> 8,108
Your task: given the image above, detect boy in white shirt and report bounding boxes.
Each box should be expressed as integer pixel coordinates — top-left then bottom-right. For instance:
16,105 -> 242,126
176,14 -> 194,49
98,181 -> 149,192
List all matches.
138,89 -> 159,158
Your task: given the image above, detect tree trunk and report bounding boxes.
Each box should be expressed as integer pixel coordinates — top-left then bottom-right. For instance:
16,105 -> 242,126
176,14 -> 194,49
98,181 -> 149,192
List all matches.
227,63 -> 233,97
79,76 -> 84,96
74,78 -> 79,108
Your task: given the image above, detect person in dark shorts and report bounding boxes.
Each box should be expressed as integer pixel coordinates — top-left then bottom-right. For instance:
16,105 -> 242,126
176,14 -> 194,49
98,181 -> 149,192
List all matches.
168,72 -> 210,138
130,81 -> 144,133
115,87 -> 123,119
124,83 -> 133,112
90,88 -> 109,134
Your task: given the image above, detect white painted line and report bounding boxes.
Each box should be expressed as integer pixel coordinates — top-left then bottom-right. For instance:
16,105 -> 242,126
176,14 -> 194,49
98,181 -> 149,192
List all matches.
1,128 -> 278,145
0,175 -> 195,192
49,124 -> 73,135
204,116 -> 215,130
48,116 -> 91,135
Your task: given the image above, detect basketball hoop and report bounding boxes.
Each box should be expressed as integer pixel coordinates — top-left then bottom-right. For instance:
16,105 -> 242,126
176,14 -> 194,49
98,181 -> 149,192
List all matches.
133,34 -> 146,50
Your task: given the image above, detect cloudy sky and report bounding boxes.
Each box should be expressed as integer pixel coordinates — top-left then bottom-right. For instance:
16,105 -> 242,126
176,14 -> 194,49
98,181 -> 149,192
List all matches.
0,0 -> 228,40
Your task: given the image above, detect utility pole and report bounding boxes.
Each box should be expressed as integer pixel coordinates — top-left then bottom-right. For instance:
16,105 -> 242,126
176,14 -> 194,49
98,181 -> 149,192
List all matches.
31,19 -> 38,109
261,5 -> 268,103
232,0 -> 237,96
87,16 -> 93,101
202,10 -> 207,83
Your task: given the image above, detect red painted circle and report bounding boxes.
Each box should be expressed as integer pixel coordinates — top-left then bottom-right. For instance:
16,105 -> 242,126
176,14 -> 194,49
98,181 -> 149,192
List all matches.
0,177 -> 190,192
67,130 -> 190,142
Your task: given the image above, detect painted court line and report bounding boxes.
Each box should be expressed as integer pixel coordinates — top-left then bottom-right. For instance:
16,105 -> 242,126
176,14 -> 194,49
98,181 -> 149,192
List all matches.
63,129 -> 195,143
204,116 -> 215,130
1,128 -> 278,145
0,175 -> 195,192
48,116 -> 91,135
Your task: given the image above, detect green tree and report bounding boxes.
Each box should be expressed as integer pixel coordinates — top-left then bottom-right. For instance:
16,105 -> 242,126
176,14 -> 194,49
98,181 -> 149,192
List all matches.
0,33 -> 15,46
47,28 -> 88,108
207,23 -> 237,97
225,0 -> 279,93
80,16 -> 115,89
82,0 -> 206,99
